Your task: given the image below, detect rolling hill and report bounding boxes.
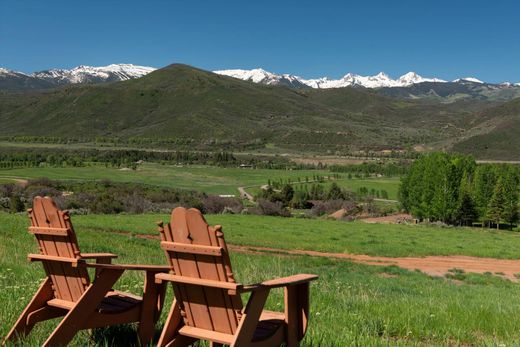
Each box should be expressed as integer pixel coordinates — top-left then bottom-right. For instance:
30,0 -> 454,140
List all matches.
0,64 -> 516,158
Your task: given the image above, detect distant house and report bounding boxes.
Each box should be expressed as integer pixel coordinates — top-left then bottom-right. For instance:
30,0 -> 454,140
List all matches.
239,164 -> 253,169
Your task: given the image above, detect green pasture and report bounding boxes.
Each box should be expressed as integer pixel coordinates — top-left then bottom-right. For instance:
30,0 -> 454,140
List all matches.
0,163 -> 400,198
3,213 -> 520,345
70,213 -> 520,259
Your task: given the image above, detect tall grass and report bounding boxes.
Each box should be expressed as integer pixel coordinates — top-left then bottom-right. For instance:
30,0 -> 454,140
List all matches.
2,213 -> 520,345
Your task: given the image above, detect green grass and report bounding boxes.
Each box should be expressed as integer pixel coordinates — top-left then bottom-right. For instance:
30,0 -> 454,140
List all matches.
66,213 -> 520,259
3,213 -> 520,345
0,163 -> 400,197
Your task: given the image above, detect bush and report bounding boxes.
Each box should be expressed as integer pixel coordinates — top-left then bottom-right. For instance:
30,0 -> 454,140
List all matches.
202,196 -> 243,214
309,199 -> 358,217
248,199 -> 290,217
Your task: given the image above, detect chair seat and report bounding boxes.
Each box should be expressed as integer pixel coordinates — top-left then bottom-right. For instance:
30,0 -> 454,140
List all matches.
253,311 -> 285,343
98,291 -> 142,314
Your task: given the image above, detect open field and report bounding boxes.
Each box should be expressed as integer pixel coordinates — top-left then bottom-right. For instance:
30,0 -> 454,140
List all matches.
0,163 -> 400,198
70,213 -> 520,258
3,212 -> 520,345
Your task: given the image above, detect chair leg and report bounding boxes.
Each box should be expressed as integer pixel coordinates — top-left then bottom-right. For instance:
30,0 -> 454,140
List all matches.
3,278 -> 55,344
157,297 -> 187,347
138,271 -> 166,346
42,268 -> 124,347
232,288 -> 270,347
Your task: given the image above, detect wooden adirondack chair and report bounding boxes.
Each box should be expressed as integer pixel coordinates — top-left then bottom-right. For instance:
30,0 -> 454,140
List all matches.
155,207 -> 318,347
3,196 -> 170,347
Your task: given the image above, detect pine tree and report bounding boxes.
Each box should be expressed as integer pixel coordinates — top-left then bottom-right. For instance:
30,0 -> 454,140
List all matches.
327,182 -> 344,200
486,178 -> 506,230
456,173 -> 478,226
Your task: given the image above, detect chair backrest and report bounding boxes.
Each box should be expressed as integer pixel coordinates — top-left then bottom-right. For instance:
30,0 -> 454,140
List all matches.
29,196 -> 90,302
159,207 -> 243,335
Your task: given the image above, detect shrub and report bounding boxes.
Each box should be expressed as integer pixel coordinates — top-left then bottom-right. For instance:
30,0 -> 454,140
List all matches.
249,199 -> 290,217
202,196 -> 243,214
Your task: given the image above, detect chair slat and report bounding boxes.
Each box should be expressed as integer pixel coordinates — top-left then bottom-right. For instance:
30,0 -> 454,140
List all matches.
28,226 -> 70,236
160,241 -> 223,256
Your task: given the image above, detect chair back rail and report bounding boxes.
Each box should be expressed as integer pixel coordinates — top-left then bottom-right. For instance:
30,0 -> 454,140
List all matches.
29,196 -> 90,302
159,207 -> 243,335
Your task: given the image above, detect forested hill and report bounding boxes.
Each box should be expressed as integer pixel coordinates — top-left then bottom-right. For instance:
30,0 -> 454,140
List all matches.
0,64 -> 517,159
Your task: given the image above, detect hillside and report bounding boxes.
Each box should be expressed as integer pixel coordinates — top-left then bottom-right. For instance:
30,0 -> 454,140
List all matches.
0,64 -> 514,157
451,97 -> 520,160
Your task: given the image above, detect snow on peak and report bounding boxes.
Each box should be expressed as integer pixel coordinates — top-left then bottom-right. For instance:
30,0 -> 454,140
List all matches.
216,68 -> 450,89
214,68 -> 307,87
397,72 -> 446,86
453,77 -> 484,84
32,64 -> 156,84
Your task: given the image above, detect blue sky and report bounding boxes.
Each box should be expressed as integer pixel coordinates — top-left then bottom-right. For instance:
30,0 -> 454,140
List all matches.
1,0 -> 519,82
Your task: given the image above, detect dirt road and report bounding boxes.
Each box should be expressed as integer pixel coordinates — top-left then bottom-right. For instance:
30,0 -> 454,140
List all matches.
108,229 -> 520,282
229,245 -> 520,282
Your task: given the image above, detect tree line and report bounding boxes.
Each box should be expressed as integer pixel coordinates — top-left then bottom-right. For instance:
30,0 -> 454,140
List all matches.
399,153 -> 519,228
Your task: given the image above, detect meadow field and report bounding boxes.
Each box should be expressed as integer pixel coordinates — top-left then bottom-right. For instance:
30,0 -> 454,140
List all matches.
0,163 -> 400,198
3,212 -> 520,346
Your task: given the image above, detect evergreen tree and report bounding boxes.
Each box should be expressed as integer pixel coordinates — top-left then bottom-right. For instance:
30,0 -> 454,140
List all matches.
456,173 -> 478,226
327,182 -> 344,200
486,178 -> 506,230
281,184 -> 294,204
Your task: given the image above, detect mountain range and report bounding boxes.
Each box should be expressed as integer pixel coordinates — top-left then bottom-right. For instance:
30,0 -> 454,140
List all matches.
0,64 -> 155,91
0,64 -> 518,160
3,64 -> 520,102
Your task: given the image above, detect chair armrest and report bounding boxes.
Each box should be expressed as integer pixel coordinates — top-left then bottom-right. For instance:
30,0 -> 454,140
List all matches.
239,274 -> 318,293
85,263 -> 170,272
81,253 -> 118,260
260,274 -> 318,289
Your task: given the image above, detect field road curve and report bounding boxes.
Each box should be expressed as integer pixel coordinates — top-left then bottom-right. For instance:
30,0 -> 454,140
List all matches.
91,228 -> 520,282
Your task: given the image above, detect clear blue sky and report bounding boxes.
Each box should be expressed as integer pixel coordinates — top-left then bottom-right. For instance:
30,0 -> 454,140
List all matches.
1,0 -> 519,82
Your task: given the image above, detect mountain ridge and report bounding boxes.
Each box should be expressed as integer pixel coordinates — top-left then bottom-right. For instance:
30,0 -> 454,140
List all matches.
1,64 -> 516,159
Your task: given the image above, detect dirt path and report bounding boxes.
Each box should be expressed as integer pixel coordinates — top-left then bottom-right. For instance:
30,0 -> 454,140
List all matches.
106,229 -> 520,282
238,187 -> 254,201
229,245 -> 520,282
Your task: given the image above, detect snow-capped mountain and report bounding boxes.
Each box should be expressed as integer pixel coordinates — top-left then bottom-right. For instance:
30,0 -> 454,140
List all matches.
214,68 -> 475,89
0,64 -> 156,90
452,77 -> 484,84
213,68 -> 308,88
33,64 -> 156,84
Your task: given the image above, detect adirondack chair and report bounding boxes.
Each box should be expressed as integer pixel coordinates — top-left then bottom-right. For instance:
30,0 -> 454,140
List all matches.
155,207 -> 318,347
3,196 -> 170,347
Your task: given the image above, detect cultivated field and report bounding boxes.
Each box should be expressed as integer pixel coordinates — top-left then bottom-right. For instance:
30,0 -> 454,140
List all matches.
3,212 -> 520,346
0,163 -> 400,198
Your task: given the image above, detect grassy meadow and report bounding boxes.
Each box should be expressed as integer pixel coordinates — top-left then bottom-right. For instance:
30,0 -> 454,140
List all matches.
0,163 -> 400,198
3,212 -> 520,346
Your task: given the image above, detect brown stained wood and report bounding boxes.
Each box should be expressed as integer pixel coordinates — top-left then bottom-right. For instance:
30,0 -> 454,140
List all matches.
28,226 -> 70,236
156,273 -> 241,292
5,196 -> 168,346
156,207 -> 318,347
43,268 -> 125,347
85,263 -> 170,271
232,288 -> 271,346
185,209 -> 237,334
171,208 -> 213,330
3,278 -> 54,343
161,241 -> 223,256
157,299 -> 185,347
178,326 -> 234,345
161,222 -> 195,328
138,271 -> 166,345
